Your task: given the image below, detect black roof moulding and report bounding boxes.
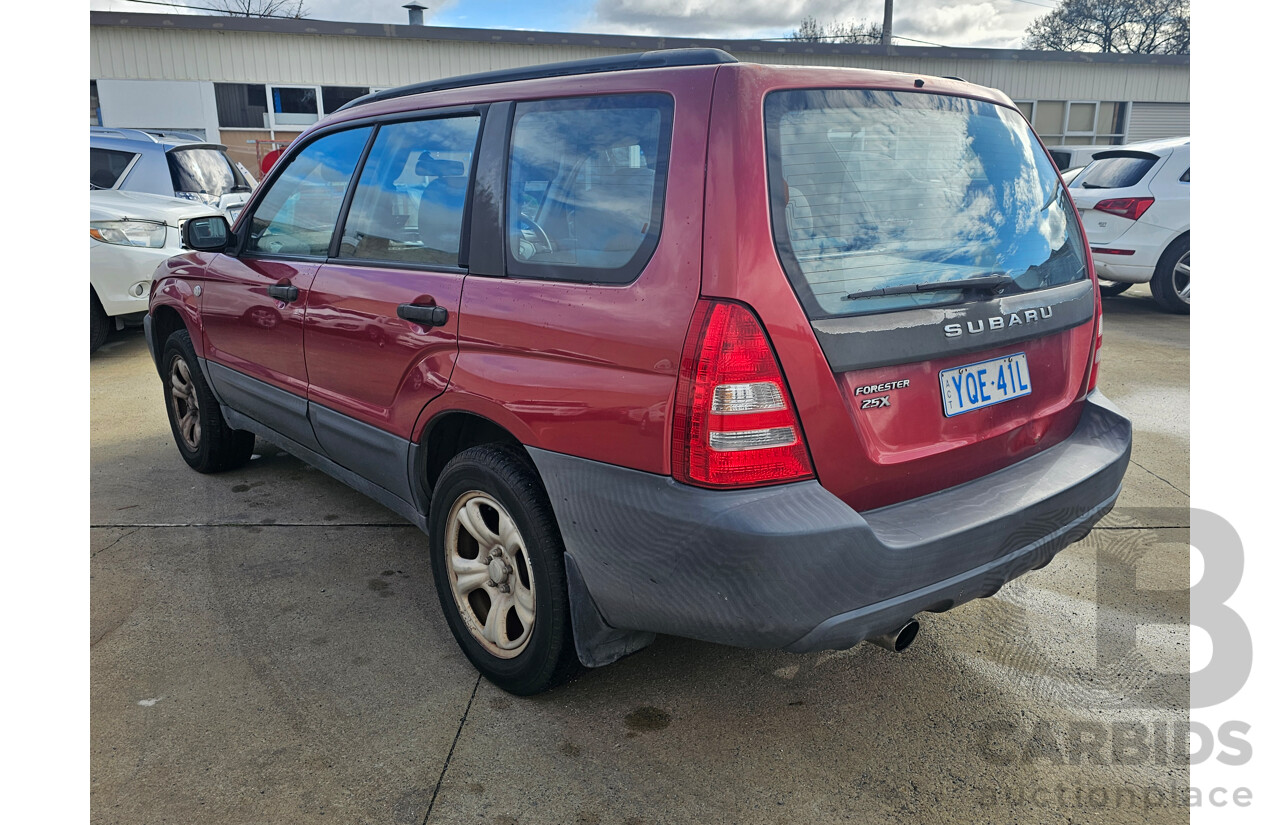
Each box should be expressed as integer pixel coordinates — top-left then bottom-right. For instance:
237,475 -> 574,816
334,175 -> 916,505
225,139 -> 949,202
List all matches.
337,48 -> 738,112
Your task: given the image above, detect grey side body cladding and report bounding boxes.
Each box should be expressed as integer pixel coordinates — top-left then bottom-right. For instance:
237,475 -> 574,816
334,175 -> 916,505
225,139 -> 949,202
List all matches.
200,359 -> 428,531
198,359 -> 629,667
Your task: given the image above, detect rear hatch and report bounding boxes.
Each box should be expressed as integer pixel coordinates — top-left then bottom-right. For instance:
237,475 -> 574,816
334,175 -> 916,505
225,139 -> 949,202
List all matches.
763,88 -> 1098,509
1068,150 -> 1163,244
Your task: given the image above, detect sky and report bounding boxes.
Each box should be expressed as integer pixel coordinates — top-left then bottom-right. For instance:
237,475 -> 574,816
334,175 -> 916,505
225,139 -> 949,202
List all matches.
88,0 -> 1063,50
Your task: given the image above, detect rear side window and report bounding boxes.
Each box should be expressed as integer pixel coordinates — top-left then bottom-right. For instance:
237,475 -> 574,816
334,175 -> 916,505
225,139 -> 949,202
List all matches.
1078,155 -> 1157,189
246,127 -> 372,258
505,93 -> 673,284
338,115 -> 481,268
90,147 -> 136,189
765,89 -> 1087,319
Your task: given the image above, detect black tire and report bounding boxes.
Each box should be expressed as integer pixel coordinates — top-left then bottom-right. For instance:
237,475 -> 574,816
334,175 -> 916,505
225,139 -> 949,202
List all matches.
1097,280 -> 1132,297
90,290 -> 109,354
1150,235 -> 1190,314
161,329 -> 256,473
429,444 -> 579,695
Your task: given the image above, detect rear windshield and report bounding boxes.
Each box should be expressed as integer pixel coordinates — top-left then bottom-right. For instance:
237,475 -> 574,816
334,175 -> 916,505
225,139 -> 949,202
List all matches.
765,89 -> 1087,319
167,147 -> 254,202
1077,155 -> 1157,189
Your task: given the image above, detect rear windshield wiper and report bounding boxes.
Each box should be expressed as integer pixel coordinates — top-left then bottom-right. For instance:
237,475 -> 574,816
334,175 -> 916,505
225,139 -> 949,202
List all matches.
843,273 -> 1014,301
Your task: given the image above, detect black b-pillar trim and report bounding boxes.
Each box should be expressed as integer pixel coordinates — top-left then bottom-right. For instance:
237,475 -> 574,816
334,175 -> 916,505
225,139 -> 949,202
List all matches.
467,101 -> 513,278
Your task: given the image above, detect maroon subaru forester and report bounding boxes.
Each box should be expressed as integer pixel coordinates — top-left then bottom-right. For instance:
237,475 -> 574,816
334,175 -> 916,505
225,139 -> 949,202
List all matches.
147,50 -> 1131,694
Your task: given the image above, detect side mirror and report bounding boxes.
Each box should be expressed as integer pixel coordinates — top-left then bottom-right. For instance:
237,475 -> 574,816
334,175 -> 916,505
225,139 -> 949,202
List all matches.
182,215 -> 231,252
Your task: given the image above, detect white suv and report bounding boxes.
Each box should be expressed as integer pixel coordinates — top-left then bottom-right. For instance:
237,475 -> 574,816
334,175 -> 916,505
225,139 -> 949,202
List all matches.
1068,137 -> 1190,313
90,189 -> 223,353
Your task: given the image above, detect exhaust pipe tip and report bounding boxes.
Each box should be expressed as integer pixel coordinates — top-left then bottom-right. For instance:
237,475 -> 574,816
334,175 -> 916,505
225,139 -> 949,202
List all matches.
868,618 -> 920,653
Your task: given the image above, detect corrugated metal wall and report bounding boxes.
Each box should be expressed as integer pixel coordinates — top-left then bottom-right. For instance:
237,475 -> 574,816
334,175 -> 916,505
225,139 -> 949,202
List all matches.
1127,102 -> 1192,142
90,26 -> 1190,104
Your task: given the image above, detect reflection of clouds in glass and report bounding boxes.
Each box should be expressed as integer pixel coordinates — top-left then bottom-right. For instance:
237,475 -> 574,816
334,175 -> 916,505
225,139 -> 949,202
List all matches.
773,92 -> 1085,314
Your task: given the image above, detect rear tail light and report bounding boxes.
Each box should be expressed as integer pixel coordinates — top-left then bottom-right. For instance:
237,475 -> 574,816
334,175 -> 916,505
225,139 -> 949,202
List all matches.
672,300 -> 814,488
1087,285 -> 1104,392
1094,197 -> 1154,221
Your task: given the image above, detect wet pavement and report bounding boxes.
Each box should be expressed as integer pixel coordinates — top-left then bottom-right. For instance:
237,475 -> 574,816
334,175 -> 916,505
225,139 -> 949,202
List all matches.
91,284 -> 1188,824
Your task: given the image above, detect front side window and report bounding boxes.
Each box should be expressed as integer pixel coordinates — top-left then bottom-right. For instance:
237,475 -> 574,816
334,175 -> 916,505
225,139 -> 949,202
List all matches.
90,147 -> 136,189
766,89 -> 1088,319
505,93 -> 673,284
245,127 -> 372,258
339,115 -> 481,267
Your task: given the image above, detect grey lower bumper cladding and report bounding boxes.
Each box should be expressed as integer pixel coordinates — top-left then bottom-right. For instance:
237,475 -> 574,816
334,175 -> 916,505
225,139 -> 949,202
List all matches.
530,392 -> 1131,667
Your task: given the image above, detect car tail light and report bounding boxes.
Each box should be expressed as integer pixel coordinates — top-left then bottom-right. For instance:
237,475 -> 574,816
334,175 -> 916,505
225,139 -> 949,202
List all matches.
1094,197 -> 1154,221
1087,285 -> 1104,393
672,300 -> 814,488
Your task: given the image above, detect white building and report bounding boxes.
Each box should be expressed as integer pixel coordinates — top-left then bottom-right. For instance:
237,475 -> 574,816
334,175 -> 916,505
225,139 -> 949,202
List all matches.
90,10 -> 1190,174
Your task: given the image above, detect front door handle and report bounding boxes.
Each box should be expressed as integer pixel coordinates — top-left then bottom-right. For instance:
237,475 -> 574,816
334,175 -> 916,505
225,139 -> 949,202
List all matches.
397,303 -> 449,327
267,283 -> 300,303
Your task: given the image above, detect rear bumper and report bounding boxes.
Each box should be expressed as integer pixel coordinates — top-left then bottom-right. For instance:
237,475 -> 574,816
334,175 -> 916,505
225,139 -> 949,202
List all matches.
530,391 -> 1131,666
1088,219 -> 1178,282
1093,258 -> 1155,283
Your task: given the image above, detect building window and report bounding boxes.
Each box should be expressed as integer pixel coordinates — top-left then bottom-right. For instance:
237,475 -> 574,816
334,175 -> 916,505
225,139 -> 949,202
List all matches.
217,84 -> 373,131
271,86 -> 320,127
216,83 -> 269,128
90,80 -> 101,126
1018,100 -> 1128,146
322,86 -> 370,114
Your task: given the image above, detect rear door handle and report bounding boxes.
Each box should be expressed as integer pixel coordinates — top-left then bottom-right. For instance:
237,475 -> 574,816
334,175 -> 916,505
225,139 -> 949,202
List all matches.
267,284 -> 300,303
397,303 -> 449,327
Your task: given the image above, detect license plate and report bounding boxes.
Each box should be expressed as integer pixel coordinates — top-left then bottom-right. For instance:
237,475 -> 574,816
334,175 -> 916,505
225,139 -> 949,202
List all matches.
939,353 -> 1031,417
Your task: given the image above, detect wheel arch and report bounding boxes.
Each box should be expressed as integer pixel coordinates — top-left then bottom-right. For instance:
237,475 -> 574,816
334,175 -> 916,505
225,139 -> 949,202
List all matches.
413,408 -> 531,512
1163,229 -> 1190,258
147,303 -> 190,378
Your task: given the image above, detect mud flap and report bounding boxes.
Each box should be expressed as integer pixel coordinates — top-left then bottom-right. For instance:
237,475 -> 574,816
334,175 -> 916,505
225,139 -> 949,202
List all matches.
565,554 -> 656,668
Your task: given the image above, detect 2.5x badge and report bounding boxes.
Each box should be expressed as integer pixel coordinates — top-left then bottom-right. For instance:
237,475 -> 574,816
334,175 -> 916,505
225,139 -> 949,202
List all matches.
855,379 -> 909,410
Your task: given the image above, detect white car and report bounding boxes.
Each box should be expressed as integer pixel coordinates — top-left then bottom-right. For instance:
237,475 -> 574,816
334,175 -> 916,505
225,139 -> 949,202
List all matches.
1046,145 -> 1109,172
1068,137 -> 1190,313
90,189 -> 223,353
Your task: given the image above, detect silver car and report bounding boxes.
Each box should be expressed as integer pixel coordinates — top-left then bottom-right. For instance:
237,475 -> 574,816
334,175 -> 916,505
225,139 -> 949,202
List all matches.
90,127 -> 257,223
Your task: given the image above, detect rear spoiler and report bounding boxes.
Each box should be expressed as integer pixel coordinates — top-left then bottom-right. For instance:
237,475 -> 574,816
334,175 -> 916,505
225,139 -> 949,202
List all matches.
1090,149 -> 1160,161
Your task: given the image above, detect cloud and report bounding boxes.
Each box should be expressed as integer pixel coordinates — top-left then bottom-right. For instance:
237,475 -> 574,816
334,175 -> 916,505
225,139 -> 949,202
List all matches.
588,1 -> 1049,47
588,0 -> 887,38
89,0 -> 459,25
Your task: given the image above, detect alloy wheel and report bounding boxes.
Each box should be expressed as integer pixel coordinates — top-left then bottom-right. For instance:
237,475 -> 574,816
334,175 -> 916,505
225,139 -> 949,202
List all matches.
444,492 -> 536,658
1173,249 -> 1190,303
169,357 -> 201,451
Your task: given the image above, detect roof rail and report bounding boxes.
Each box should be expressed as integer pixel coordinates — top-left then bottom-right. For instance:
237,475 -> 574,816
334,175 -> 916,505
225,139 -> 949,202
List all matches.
337,48 -> 737,112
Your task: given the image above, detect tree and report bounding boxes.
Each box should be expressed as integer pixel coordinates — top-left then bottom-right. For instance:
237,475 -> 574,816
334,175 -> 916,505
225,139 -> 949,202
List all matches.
1023,0 -> 1189,54
789,15 -> 883,44
206,0 -> 309,18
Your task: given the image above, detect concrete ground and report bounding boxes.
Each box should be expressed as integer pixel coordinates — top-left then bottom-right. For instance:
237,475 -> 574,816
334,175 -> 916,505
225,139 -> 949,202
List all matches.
91,284 -> 1188,825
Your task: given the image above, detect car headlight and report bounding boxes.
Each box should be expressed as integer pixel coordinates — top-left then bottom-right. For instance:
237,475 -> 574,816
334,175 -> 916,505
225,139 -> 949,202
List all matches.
89,220 -> 167,248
